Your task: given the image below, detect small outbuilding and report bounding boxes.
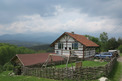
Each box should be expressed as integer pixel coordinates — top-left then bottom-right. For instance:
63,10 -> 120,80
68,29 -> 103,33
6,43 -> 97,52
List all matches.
11,53 -> 64,67
11,53 -> 64,74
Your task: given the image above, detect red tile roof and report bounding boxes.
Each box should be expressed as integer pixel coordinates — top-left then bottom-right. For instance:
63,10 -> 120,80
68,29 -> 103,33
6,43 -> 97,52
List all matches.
12,53 -> 64,66
51,32 -> 99,47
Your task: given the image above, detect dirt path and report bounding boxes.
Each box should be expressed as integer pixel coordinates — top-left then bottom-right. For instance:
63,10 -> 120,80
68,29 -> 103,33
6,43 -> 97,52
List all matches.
117,56 -> 122,62
117,56 -> 122,81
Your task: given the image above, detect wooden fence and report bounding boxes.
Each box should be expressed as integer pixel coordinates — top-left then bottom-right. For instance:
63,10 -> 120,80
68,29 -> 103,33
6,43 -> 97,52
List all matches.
22,57 -> 117,80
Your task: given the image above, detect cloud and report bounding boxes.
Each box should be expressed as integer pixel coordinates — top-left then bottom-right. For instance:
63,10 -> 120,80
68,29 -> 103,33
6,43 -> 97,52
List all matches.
0,0 -> 122,38
0,0 -> 122,24
0,6 -> 119,36
0,0 -> 57,24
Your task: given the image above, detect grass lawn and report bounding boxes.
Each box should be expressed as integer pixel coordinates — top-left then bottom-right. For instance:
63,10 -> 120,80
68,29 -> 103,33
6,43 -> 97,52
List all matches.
107,61 -> 122,81
0,71 -> 99,81
0,71 -> 58,81
120,53 -> 122,56
55,61 -> 108,68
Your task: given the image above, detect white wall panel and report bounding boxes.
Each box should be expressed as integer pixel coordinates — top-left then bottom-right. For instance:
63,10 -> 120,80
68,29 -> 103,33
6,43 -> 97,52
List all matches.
54,34 -> 96,58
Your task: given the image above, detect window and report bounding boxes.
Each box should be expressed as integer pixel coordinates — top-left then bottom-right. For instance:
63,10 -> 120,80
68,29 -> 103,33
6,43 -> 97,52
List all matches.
56,51 -> 59,54
58,43 -> 61,49
69,47 -> 71,50
72,42 -> 78,49
58,43 -> 63,49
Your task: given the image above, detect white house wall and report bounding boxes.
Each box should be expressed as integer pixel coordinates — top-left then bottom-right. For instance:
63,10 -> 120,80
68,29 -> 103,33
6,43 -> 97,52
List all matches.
84,48 -> 95,58
54,35 -> 84,57
54,34 -> 96,58
55,43 -> 58,49
78,43 -> 83,50
59,35 -> 75,42
74,50 -> 83,58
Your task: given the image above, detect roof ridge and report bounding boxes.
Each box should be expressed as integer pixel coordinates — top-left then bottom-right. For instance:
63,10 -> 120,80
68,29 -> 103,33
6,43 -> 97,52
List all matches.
66,32 -> 86,37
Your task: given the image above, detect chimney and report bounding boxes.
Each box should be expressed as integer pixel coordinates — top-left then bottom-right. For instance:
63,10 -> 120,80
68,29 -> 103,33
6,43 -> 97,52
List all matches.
87,37 -> 89,40
71,32 -> 74,34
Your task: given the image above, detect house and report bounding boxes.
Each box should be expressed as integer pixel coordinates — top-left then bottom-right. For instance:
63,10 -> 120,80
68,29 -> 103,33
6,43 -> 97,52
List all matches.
11,53 -> 64,67
51,32 -> 99,60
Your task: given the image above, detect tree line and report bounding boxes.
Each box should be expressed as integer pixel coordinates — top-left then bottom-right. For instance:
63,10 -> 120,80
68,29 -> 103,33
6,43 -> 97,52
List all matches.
0,43 -> 36,72
85,32 -> 122,53
0,43 -> 54,73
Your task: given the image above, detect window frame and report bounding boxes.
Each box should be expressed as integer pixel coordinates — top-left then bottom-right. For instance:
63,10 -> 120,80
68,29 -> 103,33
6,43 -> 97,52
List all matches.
72,42 -> 78,50
58,42 -> 63,49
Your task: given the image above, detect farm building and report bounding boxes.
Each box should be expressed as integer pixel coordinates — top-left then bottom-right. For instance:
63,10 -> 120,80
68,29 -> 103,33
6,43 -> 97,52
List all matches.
11,53 -> 64,67
51,32 -> 99,59
11,53 -> 64,75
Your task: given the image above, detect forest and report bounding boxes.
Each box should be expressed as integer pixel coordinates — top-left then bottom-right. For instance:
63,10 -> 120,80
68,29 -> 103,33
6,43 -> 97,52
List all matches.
85,32 -> 122,53
0,32 -> 122,73
0,43 -> 36,72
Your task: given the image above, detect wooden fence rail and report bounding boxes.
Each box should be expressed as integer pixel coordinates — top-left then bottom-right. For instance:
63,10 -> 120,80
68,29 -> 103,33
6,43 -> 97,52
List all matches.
22,57 -> 117,80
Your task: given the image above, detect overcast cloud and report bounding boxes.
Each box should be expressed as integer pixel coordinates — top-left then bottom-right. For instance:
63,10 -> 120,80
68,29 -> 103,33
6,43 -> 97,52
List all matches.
0,0 -> 122,38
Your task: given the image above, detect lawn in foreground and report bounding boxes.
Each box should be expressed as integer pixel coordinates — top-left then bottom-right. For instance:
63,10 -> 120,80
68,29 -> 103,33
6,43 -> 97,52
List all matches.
55,60 -> 108,68
120,53 -> 122,56
0,71 -> 99,81
0,71 -> 58,81
107,61 -> 122,81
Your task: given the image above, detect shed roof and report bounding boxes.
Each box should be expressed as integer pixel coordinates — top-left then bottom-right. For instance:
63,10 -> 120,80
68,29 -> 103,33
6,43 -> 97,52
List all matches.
11,53 -> 64,66
51,32 -> 99,47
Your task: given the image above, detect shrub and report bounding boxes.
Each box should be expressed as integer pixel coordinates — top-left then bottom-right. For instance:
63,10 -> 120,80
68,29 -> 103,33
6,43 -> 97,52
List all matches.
0,65 -> 3,73
3,62 -> 14,71
118,45 -> 122,53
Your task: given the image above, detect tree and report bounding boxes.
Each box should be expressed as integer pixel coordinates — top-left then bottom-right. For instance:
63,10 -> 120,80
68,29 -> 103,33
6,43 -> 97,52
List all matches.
118,37 -> 122,46
0,65 -> 3,73
107,37 -> 118,50
84,35 -> 100,45
3,62 -> 14,71
0,43 -> 36,66
118,45 -> 122,53
99,32 -> 108,51
100,32 -> 108,43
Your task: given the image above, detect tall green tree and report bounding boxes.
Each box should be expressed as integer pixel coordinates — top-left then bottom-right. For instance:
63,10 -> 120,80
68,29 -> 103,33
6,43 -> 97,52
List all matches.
84,35 -> 100,45
99,32 -> 108,51
118,37 -> 122,46
107,37 -> 118,50
100,32 -> 108,43
0,43 -> 36,66
118,45 -> 122,53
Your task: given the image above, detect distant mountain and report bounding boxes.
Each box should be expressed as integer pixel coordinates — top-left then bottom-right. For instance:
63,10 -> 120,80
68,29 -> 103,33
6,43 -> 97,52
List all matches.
29,44 -> 54,52
0,40 -> 43,47
0,33 -> 59,47
0,33 -> 58,44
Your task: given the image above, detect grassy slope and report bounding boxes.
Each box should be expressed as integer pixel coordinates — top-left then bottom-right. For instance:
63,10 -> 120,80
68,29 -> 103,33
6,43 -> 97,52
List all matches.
107,53 -> 122,81
1,56 -> 121,81
120,53 -> 122,56
55,61 -> 108,68
0,71 -> 98,81
107,62 -> 122,81
0,71 -> 58,81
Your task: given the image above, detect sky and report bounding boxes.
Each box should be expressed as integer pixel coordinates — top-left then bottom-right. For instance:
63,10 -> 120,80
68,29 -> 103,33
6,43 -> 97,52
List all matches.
0,0 -> 122,38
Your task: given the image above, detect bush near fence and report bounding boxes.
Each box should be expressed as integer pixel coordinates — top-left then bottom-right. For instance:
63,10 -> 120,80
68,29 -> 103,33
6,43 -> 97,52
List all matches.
22,57 -> 117,80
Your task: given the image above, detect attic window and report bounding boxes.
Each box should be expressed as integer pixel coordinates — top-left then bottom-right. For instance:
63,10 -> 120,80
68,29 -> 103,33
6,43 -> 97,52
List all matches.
58,43 -> 63,49
72,42 -> 78,49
